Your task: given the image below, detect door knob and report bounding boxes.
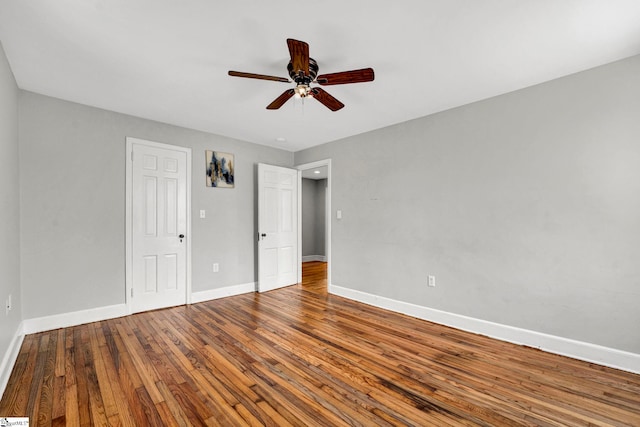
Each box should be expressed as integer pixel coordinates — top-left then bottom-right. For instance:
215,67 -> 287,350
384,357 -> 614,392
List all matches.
179,234 -> 185,242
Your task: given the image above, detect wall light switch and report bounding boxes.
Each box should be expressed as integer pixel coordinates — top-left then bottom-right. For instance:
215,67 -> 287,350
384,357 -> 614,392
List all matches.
428,276 -> 436,287
337,210 -> 342,220
213,263 -> 219,273
200,210 -> 206,219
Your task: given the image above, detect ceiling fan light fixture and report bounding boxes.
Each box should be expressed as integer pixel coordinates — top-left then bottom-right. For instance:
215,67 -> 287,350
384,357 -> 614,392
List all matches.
294,84 -> 311,98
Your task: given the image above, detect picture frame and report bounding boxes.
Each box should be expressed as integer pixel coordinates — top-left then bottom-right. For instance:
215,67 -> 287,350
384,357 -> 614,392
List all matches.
206,150 -> 234,188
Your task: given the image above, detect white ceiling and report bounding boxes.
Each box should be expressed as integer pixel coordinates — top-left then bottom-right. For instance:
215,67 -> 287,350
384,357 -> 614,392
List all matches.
1,1 -> 640,152
301,166 -> 328,180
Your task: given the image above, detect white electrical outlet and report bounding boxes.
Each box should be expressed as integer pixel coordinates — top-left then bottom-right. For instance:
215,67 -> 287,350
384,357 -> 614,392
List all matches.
428,275 -> 436,287
213,263 -> 219,273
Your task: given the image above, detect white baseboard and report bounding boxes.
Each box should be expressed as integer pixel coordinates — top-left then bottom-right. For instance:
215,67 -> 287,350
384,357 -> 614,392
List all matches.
302,255 -> 327,262
191,282 -> 256,304
329,284 -> 640,375
0,323 -> 25,400
22,304 -> 128,335
21,281 -> 257,336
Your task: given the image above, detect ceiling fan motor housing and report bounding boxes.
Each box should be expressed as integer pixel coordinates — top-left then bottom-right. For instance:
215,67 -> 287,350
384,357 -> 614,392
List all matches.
288,58 -> 318,85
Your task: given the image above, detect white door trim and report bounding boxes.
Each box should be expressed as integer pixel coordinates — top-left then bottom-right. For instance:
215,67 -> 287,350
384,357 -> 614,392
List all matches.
125,137 -> 192,314
296,159 -> 331,286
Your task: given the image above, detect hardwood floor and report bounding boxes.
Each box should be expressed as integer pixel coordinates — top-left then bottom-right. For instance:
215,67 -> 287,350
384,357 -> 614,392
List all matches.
2,261 -> 639,426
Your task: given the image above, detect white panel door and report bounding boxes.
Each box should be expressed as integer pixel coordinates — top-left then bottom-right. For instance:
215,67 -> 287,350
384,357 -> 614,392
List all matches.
131,142 -> 188,312
258,163 -> 299,292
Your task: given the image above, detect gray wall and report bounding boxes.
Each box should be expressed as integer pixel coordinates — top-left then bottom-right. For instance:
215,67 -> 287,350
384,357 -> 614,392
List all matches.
295,55 -> 640,354
301,178 -> 326,257
0,43 -> 21,371
314,179 -> 326,256
19,92 -> 292,319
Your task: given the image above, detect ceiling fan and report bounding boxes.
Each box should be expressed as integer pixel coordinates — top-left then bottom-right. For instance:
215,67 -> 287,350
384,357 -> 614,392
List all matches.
228,38 -> 374,111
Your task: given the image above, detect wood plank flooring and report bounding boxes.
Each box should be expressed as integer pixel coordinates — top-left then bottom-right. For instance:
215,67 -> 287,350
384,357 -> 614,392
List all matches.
2,261 -> 639,425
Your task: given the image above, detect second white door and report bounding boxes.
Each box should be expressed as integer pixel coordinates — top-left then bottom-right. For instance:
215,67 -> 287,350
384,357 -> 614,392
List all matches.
258,163 -> 299,292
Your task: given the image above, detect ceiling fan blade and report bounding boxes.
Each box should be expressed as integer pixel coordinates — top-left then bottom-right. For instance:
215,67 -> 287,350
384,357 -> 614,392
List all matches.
228,71 -> 290,83
316,68 -> 375,85
266,89 -> 296,110
287,39 -> 310,76
311,88 -> 344,111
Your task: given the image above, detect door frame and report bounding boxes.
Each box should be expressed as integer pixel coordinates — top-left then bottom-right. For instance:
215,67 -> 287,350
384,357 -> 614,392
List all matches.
125,137 -> 192,314
296,159 -> 331,286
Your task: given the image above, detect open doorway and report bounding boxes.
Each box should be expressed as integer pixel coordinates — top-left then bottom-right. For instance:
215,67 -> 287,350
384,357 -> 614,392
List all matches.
297,160 -> 331,291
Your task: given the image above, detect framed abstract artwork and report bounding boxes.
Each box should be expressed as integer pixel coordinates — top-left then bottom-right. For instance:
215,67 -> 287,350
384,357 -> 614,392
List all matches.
206,150 -> 234,188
